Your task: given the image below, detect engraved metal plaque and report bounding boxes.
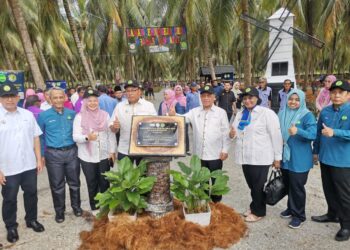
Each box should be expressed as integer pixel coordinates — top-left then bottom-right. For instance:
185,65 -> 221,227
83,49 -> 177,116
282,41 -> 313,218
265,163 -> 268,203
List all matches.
129,116 -> 185,156
137,122 -> 178,146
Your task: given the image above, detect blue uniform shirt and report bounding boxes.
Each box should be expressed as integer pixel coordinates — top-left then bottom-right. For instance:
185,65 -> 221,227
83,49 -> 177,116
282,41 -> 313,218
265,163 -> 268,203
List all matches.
98,93 -> 117,117
282,112 -> 317,172
313,102 -> 350,168
37,108 -> 76,155
186,92 -> 200,112
257,86 -> 272,108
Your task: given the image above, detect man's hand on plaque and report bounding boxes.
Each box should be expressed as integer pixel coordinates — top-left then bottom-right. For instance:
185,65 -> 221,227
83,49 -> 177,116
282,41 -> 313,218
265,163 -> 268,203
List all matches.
168,106 -> 176,116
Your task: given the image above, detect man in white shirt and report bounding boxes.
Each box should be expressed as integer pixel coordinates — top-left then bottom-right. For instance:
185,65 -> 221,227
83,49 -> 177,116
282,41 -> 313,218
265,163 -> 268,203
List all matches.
0,84 -> 44,244
40,88 -> 52,111
110,80 -> 157,165
70,84 -> 82,107
170,85 -> 231,202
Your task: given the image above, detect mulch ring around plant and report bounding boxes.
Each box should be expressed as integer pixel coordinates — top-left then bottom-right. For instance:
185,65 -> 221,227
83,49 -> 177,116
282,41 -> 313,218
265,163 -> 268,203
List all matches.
79,200 -> 247,250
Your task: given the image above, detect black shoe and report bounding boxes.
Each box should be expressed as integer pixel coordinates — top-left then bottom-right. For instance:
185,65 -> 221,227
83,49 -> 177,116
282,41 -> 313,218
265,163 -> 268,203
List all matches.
186,151 -> 191,156
73,208 -> 83,217
335,229 -> 350,241
311,214 -> 339,223
55,212 -> 65,223
26,220 -> 45,232
7,228 -> 19,243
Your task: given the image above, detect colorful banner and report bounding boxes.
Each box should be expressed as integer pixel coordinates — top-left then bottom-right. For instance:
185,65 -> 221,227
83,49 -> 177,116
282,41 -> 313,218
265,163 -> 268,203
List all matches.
0,70 -> 25,99
45,80 -> 67,91
126,26 -> 188,54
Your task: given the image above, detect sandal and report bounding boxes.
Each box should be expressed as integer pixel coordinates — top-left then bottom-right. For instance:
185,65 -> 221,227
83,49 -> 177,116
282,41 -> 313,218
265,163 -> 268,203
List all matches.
245,213 -> 264,222
243,209 -> 251,217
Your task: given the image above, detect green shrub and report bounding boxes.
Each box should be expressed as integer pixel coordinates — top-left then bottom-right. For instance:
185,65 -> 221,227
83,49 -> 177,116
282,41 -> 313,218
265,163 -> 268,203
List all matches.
95,157 -> 156,218
169,155 -> 230,214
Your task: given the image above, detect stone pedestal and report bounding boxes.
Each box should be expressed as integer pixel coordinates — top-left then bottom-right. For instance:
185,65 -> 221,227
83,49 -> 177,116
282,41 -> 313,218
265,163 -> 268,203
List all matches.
145,157 -> 173,218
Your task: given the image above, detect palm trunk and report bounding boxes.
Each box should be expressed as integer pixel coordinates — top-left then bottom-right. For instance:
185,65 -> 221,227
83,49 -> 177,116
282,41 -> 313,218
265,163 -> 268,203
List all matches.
50,59 -> 57,80
35,40 -> 53,80
0,39 -> 14,69
62,0 -> 94,87
8,0 -> 45,89
327,31 -> 337,74
203,17 -> 216,81
63,59 -> 79,82
242,0 -> 252,85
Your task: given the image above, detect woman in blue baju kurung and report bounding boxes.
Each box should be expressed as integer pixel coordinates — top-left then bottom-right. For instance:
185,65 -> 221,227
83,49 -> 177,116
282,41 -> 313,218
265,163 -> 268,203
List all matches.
278,89 -> 317,229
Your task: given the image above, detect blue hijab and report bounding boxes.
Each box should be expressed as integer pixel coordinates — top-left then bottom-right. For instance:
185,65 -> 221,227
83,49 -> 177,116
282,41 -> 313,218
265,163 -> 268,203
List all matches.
278,89 -> 310,162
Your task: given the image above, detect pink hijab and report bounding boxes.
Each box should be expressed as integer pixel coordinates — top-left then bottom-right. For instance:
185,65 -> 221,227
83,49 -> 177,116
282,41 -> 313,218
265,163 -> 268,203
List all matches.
316,75 -> 337,111
80,98 -> 108,154
23,89 -> 36,107
161,89 -> 177,115
174,85 -> 186,107
37,92 -> 45,103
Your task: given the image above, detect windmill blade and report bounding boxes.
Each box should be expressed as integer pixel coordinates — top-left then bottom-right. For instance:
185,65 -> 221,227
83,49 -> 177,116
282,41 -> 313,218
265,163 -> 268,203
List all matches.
287,27 -> 325,48
240,14 -> 279,32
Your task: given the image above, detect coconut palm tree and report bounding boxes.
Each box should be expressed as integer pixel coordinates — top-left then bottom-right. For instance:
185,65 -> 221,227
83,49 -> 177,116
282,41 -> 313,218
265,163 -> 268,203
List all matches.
7,0 -> 45,89
62,0 -> 95,86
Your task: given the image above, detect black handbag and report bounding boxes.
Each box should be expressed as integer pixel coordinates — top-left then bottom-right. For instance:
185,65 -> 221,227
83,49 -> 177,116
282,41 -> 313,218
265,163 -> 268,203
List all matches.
264,169 -> 287,206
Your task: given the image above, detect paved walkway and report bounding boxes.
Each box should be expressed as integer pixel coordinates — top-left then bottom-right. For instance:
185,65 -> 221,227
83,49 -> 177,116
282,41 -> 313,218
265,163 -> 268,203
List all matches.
0,90 -> 348,249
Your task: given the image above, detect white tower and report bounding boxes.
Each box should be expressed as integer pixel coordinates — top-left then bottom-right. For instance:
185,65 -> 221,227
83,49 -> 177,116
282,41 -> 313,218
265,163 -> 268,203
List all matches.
265,8 -> 296,85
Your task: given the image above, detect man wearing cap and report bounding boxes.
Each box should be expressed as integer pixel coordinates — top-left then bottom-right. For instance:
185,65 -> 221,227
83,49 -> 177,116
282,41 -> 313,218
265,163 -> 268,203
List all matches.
170,85 -> 231,202
312,80 -> 350,241
0,84 -> 45,243
38,87 -> 82,223
97,85 -> 117,117
186,82 -> 201,112
257,77 -> 272,108
110,80 -> 157,165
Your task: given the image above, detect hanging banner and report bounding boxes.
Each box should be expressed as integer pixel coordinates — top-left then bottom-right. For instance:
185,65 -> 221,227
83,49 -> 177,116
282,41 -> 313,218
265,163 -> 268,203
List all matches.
126,26 -> 188,54
0,70 -> 25,99
45,80 -> 67,91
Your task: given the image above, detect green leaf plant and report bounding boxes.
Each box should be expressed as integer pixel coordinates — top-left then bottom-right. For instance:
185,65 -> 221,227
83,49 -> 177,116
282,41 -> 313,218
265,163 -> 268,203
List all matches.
169,155 -> 230,214
94,157 -> 156,218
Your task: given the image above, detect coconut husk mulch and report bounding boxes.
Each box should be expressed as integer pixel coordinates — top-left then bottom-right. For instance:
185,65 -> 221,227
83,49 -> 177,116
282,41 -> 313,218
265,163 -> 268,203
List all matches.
79,200 -> 247,250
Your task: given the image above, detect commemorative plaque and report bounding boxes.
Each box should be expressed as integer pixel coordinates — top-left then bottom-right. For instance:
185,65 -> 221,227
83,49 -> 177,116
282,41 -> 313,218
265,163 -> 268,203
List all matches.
129,115 -> 185,156
137,122 -> 178,147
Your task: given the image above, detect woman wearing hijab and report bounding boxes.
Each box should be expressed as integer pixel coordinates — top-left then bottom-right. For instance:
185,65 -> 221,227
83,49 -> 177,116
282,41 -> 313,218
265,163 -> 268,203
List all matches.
158,89 -> 183,115
23,88 -> 36,108
73,90 -> 116,213
232,81 -> 242,112
174,85 -> 189,153
25,95 -> 43,120
174,85 -> 186,114
230,87 -> 283,222
316,75 -> 337,112
278,89 -> 317,229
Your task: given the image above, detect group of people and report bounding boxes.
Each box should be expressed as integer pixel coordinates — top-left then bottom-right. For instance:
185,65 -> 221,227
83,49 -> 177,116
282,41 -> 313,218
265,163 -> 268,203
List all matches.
0,74 -> 349,247
163,76 -> 350,242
